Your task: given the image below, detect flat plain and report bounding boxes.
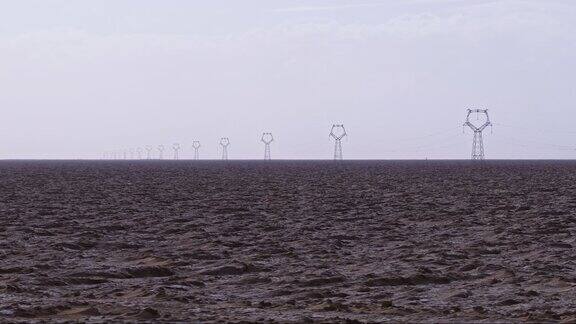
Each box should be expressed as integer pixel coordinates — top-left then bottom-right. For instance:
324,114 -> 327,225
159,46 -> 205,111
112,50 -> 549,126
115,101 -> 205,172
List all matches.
0,161 -> 575,323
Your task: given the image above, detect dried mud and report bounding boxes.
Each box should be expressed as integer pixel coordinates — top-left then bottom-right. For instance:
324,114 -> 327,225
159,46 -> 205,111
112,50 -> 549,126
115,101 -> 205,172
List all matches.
1,161 -> 576,323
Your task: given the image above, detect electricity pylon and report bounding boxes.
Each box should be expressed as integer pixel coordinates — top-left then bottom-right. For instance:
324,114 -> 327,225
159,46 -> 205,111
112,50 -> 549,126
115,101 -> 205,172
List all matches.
261,132 -> 274,160
219,138 -> 230,160
192,141 -> 201,160
463,109 -> 492,160
330,124 -> 347,160
158,145 -> 165,160
145,146 -> 153,160
173,143 -> 181,160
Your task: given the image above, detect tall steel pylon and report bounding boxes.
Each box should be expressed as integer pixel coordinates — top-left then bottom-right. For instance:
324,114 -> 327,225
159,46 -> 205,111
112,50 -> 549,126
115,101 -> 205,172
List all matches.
173,143 -> 181,160
158,145 -> 165,160
145,146 -> 153,160
192,141 -> 201,160
220,138 -> 230,160
463,109 -> 492,160
330,124 -> 347,160
261,133 -> 274,160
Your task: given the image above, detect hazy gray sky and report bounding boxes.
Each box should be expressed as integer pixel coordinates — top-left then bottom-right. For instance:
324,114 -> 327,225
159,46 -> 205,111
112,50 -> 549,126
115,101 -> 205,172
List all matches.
1,0 -> 575,159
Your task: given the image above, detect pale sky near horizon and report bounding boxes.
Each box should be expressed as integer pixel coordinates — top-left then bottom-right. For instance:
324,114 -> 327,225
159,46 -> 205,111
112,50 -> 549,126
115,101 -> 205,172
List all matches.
1,0 -> 575,159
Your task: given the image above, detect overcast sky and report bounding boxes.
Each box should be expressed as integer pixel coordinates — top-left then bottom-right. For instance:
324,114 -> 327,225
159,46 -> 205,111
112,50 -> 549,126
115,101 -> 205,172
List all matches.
1,0 -> 575,159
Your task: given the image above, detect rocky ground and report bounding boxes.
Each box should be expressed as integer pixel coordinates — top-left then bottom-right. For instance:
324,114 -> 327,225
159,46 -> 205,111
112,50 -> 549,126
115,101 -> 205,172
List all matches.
0,160 -> 575,323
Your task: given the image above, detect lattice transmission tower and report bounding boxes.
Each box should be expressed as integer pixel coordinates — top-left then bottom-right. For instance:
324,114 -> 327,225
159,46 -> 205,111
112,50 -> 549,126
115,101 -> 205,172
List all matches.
463,109 -> 492,160
220,138 -> 230,160
192,141 -> 201,160
330,124 -> 347,160
145,146 -> 153,160
158,145 -> 165,160
261,133 -> 274,160
173,143 -> 181,160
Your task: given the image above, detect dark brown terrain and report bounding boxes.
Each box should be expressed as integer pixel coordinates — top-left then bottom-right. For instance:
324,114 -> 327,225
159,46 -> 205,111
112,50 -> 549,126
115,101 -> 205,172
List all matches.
1,160 -> 575,323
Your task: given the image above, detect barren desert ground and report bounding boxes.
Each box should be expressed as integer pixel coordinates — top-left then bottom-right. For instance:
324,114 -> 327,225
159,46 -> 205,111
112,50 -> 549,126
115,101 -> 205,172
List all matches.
1,160 -> 576,323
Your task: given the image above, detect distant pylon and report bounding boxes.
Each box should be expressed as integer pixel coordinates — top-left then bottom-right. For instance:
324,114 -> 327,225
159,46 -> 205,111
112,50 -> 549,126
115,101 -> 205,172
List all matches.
158,145 -> 165,160
219,138 -> 230,160
136,147 -> 142,160
463,109 -> 492,160
330,124 -> 347,160
145,146 -> 153,160
261,133 -> 274,160
173,143 -> 180,160
192,141 -> 201,160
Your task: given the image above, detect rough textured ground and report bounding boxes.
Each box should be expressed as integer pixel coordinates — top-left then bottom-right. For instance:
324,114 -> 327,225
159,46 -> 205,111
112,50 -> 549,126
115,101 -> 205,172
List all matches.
1,160 -> 576,323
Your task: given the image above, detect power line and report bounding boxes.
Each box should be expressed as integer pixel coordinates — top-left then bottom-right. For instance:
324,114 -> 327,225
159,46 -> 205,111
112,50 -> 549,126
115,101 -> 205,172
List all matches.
495,122 -> 576,135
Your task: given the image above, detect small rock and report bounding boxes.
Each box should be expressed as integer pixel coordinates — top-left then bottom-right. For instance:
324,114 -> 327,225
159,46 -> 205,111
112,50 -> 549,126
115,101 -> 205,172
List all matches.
200,265 -> 246,276
0,309 -> 14,316
497,299 -> 522,306
473,306 -> 486,314
451,290 -> 471,299
381,300 -> 393,308
526,290 -> 539,297
76,307 -> 101,316
137,307 -> 160,319
258,301 -> 273,308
